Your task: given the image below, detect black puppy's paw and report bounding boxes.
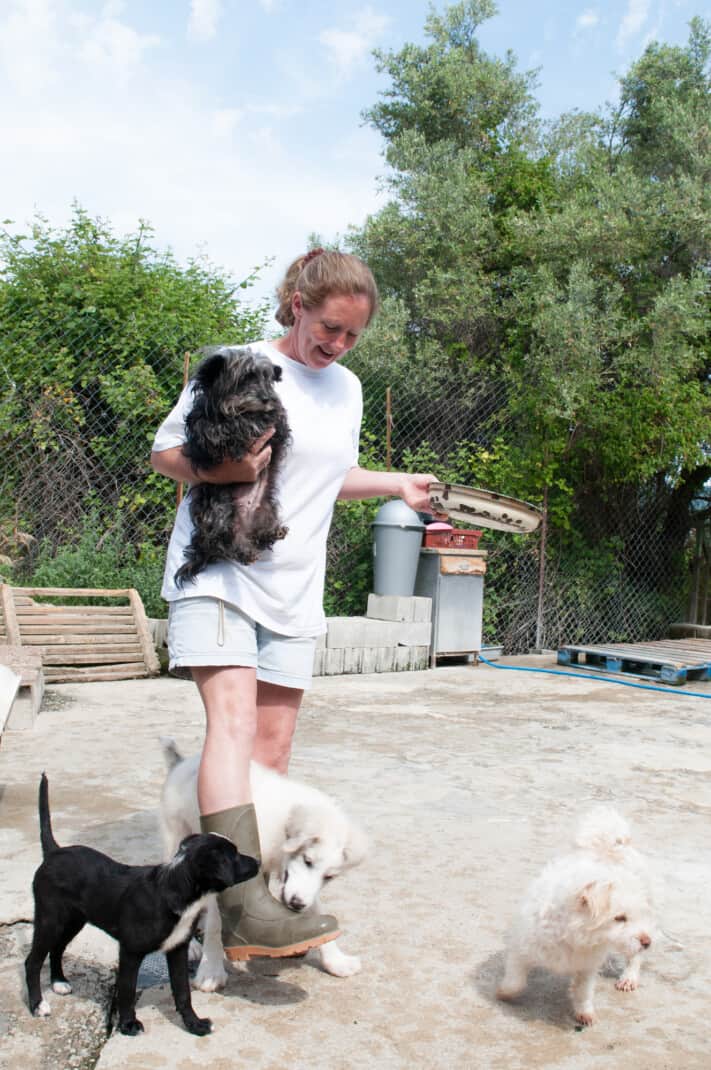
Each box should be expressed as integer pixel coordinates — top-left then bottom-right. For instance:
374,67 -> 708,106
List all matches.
119,1016 -> 145,1036
185,1014 -> 212,1036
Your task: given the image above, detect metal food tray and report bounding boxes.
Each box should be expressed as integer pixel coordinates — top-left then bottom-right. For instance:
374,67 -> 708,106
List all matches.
428,483 -> 542,534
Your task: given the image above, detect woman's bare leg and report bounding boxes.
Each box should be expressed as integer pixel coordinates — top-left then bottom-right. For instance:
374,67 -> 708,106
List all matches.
192,665 -> 258,814
252,680 -> 303,774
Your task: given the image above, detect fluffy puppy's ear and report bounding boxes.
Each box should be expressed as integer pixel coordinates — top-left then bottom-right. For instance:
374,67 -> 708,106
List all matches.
283,804 -> 321,854
578,880 -> 613,921
342,822 -> 369,869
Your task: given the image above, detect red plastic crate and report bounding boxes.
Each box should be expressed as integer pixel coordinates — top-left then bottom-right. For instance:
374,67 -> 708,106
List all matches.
423,528 -> 483,550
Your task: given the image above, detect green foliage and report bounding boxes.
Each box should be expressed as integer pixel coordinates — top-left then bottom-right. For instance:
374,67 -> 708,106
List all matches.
11,508 -> 167,618
0,205 -> 270,559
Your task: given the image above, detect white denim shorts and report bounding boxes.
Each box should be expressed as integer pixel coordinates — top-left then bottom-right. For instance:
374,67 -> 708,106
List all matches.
167,596 -> 317,691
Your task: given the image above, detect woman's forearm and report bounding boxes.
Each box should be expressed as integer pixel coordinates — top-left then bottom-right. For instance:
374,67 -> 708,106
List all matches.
338,466 -> 437,513
337,467 -> 407,500
150,447 -> 196,484
150,447 -> 265,485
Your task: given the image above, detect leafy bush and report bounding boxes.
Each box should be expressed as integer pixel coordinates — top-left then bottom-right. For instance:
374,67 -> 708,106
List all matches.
12,509 -> 167,618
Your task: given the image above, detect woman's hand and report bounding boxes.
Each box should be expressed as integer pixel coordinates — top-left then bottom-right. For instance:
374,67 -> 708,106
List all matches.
398,473 -> 440,513
211,428 -> 275,483
151,428 -> 275,485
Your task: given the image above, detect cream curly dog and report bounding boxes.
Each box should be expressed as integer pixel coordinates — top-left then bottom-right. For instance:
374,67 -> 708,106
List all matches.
497,806 -> 656,1025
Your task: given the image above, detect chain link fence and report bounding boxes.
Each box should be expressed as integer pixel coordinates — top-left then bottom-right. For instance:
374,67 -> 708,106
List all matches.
0,295 -> 700,652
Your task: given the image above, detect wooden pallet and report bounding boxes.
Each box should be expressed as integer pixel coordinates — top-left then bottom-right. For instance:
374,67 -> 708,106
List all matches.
0,585 -> 160,684
557,638 -> 711,686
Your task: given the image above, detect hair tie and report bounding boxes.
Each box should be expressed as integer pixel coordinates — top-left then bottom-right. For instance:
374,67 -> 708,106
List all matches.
302,247 -> 325,267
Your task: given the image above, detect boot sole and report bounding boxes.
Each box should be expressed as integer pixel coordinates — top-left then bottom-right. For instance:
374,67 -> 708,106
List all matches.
224,929 -> 341,961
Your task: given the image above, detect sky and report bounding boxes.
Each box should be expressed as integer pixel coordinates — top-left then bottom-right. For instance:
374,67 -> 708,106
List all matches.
1,0 -> 705,317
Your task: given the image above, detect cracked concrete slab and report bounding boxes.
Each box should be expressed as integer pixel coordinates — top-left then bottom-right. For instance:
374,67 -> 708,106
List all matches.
1,658 -> 710,1069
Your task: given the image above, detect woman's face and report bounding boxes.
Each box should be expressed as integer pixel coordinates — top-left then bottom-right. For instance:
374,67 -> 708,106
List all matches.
289,291 -> 372,370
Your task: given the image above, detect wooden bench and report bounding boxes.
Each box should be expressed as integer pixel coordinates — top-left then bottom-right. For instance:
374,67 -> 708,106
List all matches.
0,585 -> 160,684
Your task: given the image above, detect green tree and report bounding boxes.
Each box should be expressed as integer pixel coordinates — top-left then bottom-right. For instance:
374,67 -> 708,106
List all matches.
0,205 -> 269,602
350,2 -> 710,643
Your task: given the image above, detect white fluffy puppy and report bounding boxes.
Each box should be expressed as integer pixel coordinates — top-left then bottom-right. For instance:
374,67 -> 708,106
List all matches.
159,738 -> 368,990
497,806 -> 655,1026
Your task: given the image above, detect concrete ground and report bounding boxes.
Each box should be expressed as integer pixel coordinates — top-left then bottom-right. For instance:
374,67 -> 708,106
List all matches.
1,657 -> 710,1070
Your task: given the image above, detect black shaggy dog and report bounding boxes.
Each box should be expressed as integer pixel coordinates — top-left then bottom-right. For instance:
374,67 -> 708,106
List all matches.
25,774 -> 258,1036
175,346 -> 292,585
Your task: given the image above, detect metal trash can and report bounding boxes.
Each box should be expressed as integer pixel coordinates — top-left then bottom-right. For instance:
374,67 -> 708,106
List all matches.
371,499 -> 425,596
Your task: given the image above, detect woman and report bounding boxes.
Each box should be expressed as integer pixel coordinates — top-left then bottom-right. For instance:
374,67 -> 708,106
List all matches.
151,249 -> 436,961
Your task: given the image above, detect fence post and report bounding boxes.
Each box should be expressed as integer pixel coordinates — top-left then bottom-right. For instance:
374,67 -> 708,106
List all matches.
176,351 -> 191,508
534,486 -> 548,652
386,386 -> 392,471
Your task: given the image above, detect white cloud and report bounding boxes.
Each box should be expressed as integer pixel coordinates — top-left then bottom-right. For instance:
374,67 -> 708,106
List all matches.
616,0 -> 651,50
188,0 -> 222,42
319,6 -> 391,75
0,1 -> 160,95
79,10 -> 160,79
0,3 -> 385,313
0,0 -> 60,94
210,107 -> 244,137
576,8 -> 600,32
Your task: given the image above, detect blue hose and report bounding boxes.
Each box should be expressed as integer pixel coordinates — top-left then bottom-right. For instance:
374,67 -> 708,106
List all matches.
477,654 -> 711,699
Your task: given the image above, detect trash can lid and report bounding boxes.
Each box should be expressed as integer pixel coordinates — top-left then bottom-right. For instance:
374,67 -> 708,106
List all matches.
371,499 -> 425,530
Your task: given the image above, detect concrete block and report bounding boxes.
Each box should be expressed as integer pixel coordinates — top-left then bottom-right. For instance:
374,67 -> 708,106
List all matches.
375,647 -> 397,673
366,594 -> 432,623
148,618 -> 169,648
326,617 -> 412,648
396,622 -> 432,647
320,648 -> 345,676
326,616 -> 369,648
394,646 -> 412,672
342,648 -> 364,674
408,646 -> 431,670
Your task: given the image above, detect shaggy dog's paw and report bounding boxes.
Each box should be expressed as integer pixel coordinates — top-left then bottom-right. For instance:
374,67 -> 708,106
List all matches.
51,981 -> 72,995
574,1010 -> 596,1026
615,976 -> 638,991
317,941 -> 361,977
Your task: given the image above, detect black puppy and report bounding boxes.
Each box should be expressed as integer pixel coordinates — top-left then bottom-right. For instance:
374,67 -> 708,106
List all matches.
175,346 -> 292,585
25,774 -> 258,1036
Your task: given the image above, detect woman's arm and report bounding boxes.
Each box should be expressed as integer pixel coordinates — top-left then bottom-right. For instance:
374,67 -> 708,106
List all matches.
338,466 -> 437,513
150,428 -> 275,485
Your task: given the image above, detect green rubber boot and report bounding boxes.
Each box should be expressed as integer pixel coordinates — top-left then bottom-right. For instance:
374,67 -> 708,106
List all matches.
200,803 -> 340,961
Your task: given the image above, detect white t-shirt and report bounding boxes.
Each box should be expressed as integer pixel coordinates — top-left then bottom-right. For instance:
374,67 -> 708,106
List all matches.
152,340 -> 363,637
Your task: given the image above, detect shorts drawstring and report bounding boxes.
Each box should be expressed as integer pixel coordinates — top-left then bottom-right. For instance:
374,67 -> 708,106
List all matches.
217,599 -> 225,647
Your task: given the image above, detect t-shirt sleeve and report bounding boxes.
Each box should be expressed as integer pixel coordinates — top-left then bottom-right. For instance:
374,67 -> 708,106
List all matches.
151,385 -> 194,452
349,377 -> 363,466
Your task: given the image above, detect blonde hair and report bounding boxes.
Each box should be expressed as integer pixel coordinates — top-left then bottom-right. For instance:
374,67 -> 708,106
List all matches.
274,249 -> 379,328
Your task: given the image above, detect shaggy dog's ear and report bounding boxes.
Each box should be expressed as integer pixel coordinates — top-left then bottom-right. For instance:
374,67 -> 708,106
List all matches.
193,350 -> 228,389
578,880 -> 614,921
342,822 -> 369,869
283,805 -> 320,854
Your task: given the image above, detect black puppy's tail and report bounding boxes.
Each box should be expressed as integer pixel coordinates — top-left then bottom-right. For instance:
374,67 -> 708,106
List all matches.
38,772 -> 60,857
